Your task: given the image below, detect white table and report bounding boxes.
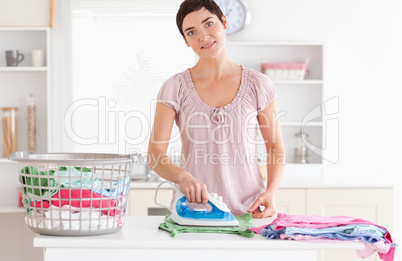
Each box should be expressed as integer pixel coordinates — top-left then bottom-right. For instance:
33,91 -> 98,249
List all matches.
34,216 -> 365,261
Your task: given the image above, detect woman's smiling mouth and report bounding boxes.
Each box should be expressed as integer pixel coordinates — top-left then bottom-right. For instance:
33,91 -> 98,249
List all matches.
201,41 -> 216,49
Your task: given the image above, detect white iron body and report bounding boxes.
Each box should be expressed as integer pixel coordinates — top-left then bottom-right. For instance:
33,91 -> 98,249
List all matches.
155,181 -> 239,227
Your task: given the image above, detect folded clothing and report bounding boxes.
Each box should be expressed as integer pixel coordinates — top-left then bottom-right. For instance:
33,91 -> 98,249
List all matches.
249,213 -> 396,261
159,213 -> 254,238
262,224 -> 387,244
30,189 -> 120,216
270,213 -> 393,243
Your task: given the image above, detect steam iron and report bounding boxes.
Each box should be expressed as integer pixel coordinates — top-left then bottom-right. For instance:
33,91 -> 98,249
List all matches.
155,181 -> 239,227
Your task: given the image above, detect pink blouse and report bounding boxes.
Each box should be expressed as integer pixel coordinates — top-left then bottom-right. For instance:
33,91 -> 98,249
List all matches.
157,65 -> 276,215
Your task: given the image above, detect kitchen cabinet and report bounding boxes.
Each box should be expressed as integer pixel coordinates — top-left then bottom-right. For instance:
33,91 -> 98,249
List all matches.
0,212 -> 42,261
0,161 -> 42,261
128,186 -> 173,216
226,42 -> 324,178
0,27 -> 51,158
0,27 -> 50,261
276,188 -> 306,214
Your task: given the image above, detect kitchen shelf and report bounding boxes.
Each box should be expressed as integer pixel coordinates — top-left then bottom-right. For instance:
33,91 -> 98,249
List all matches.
273,80 -> 323,85
226,42 -> 324,175
0,26 -> 51,155
285,163 -> 322,178
0,27 -> 49,32
0,158 -> 14,163
226,41 -> 323,46
0,66 -> 47,72
0,206 -> 24,214
281,121 -> 323,127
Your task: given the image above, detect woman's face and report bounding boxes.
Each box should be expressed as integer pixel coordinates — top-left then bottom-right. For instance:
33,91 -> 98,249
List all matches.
181,8 -> 228,59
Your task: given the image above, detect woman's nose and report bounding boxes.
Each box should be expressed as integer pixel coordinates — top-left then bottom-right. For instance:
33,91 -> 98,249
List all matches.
199,30 -> 209,42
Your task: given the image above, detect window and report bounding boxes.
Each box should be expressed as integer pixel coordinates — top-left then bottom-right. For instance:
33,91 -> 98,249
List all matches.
53,0 -> 194,156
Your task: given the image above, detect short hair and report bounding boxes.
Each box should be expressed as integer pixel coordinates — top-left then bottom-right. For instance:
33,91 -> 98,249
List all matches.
176,0 -> 225,37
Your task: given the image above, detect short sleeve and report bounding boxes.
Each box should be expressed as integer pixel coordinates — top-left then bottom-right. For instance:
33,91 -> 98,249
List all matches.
251,71 -> 276,113
157,73 -> 183,114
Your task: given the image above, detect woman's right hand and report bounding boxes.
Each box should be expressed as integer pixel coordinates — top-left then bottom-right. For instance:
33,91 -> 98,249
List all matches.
177,173 -> 209,205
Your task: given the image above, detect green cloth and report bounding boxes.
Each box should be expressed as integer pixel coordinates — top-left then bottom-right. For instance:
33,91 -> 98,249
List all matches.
19,166 -> 95,213
19,166 -> 94,197
158,213 -> 255,238
19,166 -> 57,197
54,166 -> 101,189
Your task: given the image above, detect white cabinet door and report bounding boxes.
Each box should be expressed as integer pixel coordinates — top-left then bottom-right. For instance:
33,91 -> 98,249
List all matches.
127,188 -> 173,216
307,188 -> 393,261
276,189 -> 306,215
0,213 -> 42,261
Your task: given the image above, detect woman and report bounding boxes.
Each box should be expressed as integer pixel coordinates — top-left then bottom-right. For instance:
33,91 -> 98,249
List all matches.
148,0 -> 285,218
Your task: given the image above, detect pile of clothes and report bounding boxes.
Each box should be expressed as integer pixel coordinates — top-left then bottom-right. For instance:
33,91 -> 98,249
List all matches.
249,213 -> 397,261
27,205 -> 125,231
20,166 -> 130,231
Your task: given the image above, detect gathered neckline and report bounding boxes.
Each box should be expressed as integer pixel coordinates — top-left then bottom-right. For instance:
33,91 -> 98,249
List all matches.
183,65 -> 249,113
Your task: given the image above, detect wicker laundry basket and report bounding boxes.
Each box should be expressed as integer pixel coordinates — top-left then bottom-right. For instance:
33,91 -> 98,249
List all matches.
9,151 -> 135,236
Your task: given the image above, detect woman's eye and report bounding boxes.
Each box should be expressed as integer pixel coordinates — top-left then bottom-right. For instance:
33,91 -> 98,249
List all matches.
206,22 -> 213,27
188,30 -> 195,36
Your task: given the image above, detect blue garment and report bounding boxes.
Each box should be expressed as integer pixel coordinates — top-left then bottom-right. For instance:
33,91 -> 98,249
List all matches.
53,167 -> 103,189
261,225 -> 283,239
92,176 -> 130,198
53,167 -> 129,198
262,224 -> 387,244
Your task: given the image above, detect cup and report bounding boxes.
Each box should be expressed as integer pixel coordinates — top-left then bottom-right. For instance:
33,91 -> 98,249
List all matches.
5,50 -> 24,67
30,49 -> 45,67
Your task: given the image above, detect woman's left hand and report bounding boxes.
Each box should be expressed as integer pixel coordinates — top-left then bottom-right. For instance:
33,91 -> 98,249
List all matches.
247,191 -> 277,218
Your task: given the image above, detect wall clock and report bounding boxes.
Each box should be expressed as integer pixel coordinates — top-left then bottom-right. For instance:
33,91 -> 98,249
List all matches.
215,0 -> 251,35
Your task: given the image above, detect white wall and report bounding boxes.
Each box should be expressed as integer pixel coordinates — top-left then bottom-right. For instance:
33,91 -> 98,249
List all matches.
229,0 -> 402,258
231,0 -> 402,180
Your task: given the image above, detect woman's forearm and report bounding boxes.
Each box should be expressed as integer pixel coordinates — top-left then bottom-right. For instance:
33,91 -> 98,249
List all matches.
265,146 -> 286,194
266,163 -> 285,194
147,150 -> 189,184
147,149 -> 209,204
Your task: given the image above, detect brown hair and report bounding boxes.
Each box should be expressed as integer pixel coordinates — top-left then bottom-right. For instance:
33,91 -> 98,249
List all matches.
176,0 -> 225,37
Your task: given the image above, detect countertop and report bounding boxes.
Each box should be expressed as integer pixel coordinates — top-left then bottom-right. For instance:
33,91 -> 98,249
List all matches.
34,216 -> 364,250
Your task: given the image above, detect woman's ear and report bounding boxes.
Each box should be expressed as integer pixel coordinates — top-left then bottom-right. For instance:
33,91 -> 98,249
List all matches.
183,35 -> 190,47
222,15 -> 228,30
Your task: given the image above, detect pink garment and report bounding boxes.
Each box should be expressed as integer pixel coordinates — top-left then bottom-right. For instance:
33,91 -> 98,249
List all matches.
357,242 -> 391,259
271,213 -> 393,243
249,224 -> 267,234
280,233 -> 326,240
249,213 -> 395,261
30,189 -> 119,216
157,66 -> 275,216
279,234 -> 391,258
